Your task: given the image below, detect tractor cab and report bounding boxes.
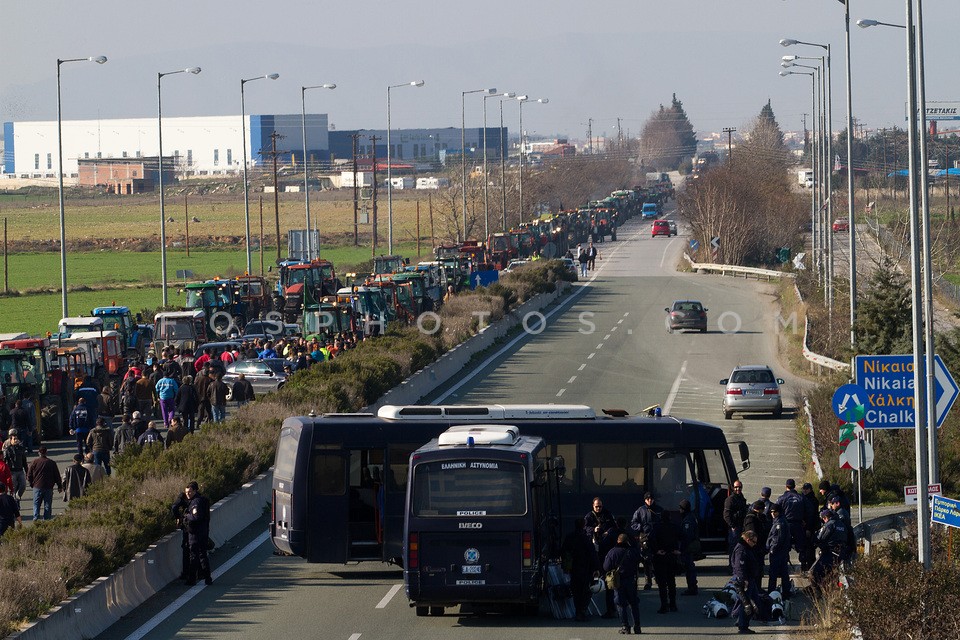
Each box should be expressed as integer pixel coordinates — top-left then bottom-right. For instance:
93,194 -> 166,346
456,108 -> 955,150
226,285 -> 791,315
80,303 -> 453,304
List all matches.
153,310 -> 208,353
373,255 -> 406,276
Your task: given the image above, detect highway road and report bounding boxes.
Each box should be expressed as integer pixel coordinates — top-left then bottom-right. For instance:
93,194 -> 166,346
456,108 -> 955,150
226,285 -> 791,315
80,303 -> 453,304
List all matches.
96,210 -> 807,639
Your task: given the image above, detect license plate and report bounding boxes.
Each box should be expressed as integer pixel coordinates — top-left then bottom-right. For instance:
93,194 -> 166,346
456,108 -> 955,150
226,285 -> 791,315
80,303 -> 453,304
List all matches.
462,565 -> 482,574
744,389 -> 763,396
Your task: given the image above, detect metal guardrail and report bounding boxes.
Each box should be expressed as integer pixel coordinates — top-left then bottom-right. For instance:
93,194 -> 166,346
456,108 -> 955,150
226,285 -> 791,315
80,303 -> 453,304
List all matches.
853,509 -> 916,555
684,255 -> 796,281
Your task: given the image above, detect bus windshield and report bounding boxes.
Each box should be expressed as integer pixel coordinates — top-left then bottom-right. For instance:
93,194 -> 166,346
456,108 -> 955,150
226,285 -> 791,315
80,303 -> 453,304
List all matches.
411,460 -> 526,517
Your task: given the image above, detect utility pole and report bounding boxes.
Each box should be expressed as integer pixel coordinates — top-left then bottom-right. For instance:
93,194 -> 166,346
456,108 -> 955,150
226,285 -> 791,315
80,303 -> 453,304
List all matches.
259,196 -> 265,275
3,217 -> 7,294
351,133 -> 360,246
723,127 -> 737,163
370,135 -> 381,257
802,113 -> 809,158
184,194 -> 190,258
617,117 -> 623,151
260,131 -> 288,264
587,118 -> 593,155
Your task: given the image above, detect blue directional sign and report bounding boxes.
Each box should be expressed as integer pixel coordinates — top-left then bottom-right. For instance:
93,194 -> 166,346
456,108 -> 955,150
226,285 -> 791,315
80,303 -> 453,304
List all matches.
931,495 -> 960,530
832,383 -> 867,421
854,354 -> 960,429
471,270 -> 499,290
689,239 -> 699,251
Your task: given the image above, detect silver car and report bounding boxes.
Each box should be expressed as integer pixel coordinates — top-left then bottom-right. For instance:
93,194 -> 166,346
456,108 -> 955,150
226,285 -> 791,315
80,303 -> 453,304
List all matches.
223,358 -> 293,398
720,365 -> 785,419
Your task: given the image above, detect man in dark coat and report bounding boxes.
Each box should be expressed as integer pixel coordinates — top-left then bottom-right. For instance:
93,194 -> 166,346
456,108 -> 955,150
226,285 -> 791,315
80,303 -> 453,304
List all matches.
742,500 -> 770,581
0,483 -> 21,535
603,533 -> 642,634
678,498 -> 700,596
776,479 -> 808,570
723,480 -> 747,563
194,366 -> 213,426
766,503 -> 792,597
561,517 -> 600,621
630,491 -> 663,590
175,375 -> 199,433
800,482 -> 821,571
731,531 -> 761,634
183,481 -> 212,585
650,511 -> 680,614
231,374 -> 255,408
171,489 -> 191,580
584,497 -> 619,618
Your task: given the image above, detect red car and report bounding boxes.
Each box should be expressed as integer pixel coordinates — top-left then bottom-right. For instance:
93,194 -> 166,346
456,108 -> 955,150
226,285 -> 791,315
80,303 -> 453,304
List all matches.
652,220 -> 671,237
832,218 -> 850,233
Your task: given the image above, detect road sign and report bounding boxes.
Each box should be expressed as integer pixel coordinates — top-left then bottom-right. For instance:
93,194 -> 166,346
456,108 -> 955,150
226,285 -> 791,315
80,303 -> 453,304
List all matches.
931,495 -> 960,529
471,270 -> 499,290
840,436 -> 874,470
905,483 -> 942,505
854,354 -> 960,428
689,239 -> 700,251
832,383 -> 867,421
176,269 -> 194,279
793,252 -> 806,271
710,237 -> 720,249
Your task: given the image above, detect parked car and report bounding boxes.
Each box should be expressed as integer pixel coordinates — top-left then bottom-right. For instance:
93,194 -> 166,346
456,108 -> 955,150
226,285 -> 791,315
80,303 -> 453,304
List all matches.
502,259 -> 531,273
242,319 -> 285,342
665,300 -> 708,332
720,365 -> 785,420
652,220 -> 671,238
832,218 -> 850,232
668,220 -> 678,236
222,358 -> 294,398
560,257 -> 579,281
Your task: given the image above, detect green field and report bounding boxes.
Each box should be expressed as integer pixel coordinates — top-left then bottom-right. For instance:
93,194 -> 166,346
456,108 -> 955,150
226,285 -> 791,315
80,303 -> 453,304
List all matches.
0,241 -> 432,334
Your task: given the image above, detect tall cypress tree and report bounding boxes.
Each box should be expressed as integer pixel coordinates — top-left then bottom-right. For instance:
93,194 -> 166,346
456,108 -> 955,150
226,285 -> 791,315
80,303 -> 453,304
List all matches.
670,94 -> 697,160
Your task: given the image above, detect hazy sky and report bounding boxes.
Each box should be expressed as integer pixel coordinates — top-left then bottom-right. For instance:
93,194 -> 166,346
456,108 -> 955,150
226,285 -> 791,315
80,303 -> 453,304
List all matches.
3,0 -> 958,141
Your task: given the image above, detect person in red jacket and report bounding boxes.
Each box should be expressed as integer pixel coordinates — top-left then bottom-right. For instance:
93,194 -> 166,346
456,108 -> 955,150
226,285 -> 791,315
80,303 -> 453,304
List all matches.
0,457 -> 12,493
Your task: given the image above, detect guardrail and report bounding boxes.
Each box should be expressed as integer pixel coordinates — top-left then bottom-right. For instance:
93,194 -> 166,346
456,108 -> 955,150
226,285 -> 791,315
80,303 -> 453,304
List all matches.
853,509 -> 915,556
684,254 -> 795,281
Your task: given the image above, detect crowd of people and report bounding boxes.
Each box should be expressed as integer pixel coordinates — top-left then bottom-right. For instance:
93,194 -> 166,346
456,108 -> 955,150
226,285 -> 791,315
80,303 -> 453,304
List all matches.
560,480 -> 854,635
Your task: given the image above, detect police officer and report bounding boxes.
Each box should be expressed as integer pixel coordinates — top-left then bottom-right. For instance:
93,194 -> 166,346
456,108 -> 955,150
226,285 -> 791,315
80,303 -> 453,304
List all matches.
775,479 -> 807,569
812,508 -> 849,588
766,503 -> 791,597
800,482 -> 821,571
630,491 -> 663,590
731,531 -> 761,635
171,489 -> 191,581
742,500 -> 770,581
182,481 -> 212,586
723,481 -> 747,564
584,497 -> 619,618
678,498 -> 700,596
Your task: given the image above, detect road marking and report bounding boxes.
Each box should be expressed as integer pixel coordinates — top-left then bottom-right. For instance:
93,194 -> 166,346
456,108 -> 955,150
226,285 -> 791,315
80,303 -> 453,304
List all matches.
623,312 -> 630,317
124,530 -> 271,640
578,364 -> 586,371
557,388 -> 566,397
617,319 -> 624,324
596,343 -> 604,349
588,353 -> 595,359
662,360 -> 688,416
376,584 -> 403,609
610,326 -> 618,332
349,634 -> 362,640
604,334 -> 611,340
568,376 -> 577,384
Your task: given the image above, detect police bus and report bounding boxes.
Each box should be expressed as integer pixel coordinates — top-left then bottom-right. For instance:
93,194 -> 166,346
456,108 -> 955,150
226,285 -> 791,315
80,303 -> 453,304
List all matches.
404,425 -> 559,616
270,404 -> 749,565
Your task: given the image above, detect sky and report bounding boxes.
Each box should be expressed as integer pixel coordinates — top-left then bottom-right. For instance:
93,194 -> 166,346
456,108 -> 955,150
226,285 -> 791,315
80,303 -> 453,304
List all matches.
3,0 -> 959,142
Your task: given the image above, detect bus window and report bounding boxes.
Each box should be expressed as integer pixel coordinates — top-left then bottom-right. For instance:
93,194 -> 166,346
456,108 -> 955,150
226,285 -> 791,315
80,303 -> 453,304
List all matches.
311,452 -> 346,496
538,443 -> 578,494
412,461 -> 527,517
388,444 -> 417,493
702,448 -> 730,488
275,428 -> 300,480
350,449 -> 384,489
650,451 -> 695,510
581,443 -> 644,493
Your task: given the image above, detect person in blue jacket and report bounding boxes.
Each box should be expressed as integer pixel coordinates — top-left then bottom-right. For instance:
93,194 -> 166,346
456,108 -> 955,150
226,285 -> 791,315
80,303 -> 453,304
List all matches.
603,533 -> 642,635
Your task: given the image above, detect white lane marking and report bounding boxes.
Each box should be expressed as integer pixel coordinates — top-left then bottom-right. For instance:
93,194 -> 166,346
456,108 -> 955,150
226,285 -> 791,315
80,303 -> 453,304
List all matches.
578,364 -> 586,371
568,376 -> 577,384
596,343 -> 604,349
604,334 -> 611,340
623,312 -> 630,317
376,584 -> 403,609
349,634 -> 362,640
557,388 -> 566,397
627,329 -> 633,335
659,238 -> 676,269
610,326 -> 618,332
588,353 -> 595,359
662,360 -> 688,416
124,530 -> 271,640
617,319 -> 624,324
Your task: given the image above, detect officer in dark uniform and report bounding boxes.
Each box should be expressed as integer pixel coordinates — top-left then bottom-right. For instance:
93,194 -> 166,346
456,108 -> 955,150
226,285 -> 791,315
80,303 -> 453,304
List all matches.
775,479 -> 807,570
731,530 -> 761,634
183,481 -> 212,585
583,497 -> 619,618
766,503 -> 792,597
800,482 -> 821,571
812,509 -> 849,588
630,491 -> 663,590
723,481 -> 747,565
171,490 -> 191,581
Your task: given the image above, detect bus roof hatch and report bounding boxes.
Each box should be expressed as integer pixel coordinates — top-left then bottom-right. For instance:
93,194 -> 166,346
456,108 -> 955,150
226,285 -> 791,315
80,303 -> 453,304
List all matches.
438,425 -> 520,447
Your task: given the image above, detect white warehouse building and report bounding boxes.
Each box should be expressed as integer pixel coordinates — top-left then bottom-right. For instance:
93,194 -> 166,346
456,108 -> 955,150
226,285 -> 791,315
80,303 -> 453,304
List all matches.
2,114 -> 329,180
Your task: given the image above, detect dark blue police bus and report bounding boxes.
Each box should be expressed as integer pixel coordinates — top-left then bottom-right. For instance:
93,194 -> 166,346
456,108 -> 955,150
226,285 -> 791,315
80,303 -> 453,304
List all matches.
270,404 -> 749,565
404,425 -> 559,616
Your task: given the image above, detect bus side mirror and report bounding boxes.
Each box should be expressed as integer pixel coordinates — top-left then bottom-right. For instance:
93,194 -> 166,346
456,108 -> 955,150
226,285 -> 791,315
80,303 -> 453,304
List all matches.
738,442 -> 751,471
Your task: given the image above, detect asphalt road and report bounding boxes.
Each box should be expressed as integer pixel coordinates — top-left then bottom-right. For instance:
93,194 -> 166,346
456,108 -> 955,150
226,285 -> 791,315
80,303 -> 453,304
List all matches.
95,210 -> 807,640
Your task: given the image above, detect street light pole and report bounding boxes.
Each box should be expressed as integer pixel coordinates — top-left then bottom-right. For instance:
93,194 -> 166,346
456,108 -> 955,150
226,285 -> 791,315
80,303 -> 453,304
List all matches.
301,83 -> 336,260
500,97 -> 509,232
387,80 -> 424,254
516,96 -> 548,225
241,73 -> 279,274
461,88 -> 496,241
781,69 -> 818,277
484,92 -> 515,240
56,55 -> 107,319
843,0 -> 858,351
158,67 -> 201,308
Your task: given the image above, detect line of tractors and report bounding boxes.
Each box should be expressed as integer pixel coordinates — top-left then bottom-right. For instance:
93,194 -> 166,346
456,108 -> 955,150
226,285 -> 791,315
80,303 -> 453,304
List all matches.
0,184 -> 664,442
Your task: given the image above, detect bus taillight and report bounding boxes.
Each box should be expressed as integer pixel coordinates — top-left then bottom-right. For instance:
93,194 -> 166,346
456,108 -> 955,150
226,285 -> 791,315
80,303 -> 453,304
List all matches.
522,531 -> 532,567
408,533 -> 419,569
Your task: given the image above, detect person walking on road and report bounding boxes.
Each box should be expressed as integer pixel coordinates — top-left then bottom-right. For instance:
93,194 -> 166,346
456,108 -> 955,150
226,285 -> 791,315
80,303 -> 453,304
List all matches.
175,375 -> 199,434
731,531 -> 761,634
82,453 -> 106,485
86,418 -> 114,476
155,372 -> 179,428
0,484 -> 21,535
2,431 -> 28,502
114,415 -> 137,456
206,373 -> 229,423
231,374 -> 255,409
137,421 -> 163,446
26,447 -> 62,521
183,481 -> 213,585
577,245 -> 588,278
62,454 -> 91,503
194,366 -> 213,426
602,533 -> 642,635
68,398 -> 93,458
586,242 -> 599,271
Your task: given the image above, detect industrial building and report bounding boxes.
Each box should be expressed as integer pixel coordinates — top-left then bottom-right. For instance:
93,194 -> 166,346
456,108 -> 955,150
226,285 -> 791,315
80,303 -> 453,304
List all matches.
328,127 -> 507,165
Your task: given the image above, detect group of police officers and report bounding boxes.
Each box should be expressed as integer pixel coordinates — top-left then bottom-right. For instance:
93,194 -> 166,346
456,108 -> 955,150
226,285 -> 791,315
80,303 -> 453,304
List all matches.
563,478 -> 854,635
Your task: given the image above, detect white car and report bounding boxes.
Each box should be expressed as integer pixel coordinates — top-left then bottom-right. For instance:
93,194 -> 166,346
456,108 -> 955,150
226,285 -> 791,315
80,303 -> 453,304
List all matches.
502,259 -> 531,273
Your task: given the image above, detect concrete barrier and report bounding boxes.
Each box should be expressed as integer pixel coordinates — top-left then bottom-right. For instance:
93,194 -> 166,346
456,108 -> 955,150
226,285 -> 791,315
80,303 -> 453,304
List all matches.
8,471 -> 273,640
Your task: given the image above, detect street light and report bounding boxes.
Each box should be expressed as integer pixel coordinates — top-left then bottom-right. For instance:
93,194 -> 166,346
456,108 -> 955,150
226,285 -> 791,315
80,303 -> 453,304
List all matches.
157,67 -> 201,308
461,88 -> 496,241
387,80 -> 424,254
301,83 -> 337,260
782,37 -> 834,318
240,73 -> 280,274
499,94 -> 514,232
781,68 -> 820,285
484,92 -> 514,240
517,96 -> 548,225
57,55 -> 107,318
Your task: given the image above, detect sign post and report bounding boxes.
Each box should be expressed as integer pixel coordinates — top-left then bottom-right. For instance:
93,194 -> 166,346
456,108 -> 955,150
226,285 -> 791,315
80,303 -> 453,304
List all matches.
832,384 -> 873,523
